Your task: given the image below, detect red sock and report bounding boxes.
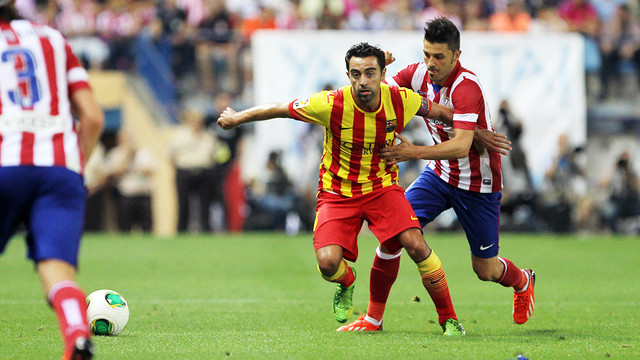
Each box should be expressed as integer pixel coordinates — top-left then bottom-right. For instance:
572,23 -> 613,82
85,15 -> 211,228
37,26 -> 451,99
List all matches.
340,266 -> 355,287
497,257 -> 527,290
48,281 -> 90,349
367,248 -> 401,322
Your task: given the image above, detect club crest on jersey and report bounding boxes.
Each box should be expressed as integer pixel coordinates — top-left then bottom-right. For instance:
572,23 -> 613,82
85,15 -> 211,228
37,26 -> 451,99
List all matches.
385,119 -> 397,133
292,97 -> 310,109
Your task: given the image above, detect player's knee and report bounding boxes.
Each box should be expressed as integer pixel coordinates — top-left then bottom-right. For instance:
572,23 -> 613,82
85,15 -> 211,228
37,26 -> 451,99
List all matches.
397,231 -> 430,262
316,254 -> 341,277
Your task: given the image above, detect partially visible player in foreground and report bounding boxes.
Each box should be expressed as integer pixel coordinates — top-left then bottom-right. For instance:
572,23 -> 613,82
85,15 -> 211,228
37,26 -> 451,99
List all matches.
340,17 -> 535,333
0,1 -> 104,359
218,42 -> 508,334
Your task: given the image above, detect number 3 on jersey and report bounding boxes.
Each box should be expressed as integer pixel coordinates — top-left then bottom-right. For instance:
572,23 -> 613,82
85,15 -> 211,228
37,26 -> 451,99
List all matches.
1,48 -> 41,109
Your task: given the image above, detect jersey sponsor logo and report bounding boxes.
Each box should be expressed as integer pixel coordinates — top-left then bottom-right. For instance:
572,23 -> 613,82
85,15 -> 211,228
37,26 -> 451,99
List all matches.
482,179 -> 492,185
0,113 -> 66,133
427,118 -> 448,127
341,138 -> 394,155
385,119 -> 397,133
479,244 -> 494,251
292,97 -> 310,109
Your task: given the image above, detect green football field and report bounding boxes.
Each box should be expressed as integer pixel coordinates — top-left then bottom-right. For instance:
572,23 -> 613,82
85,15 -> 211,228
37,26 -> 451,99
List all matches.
0,232 -> 638,359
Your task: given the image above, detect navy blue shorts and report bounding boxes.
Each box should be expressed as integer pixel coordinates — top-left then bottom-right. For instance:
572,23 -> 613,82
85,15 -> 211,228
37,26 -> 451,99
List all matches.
405,167 -> 502,258
0,166 -> 86,266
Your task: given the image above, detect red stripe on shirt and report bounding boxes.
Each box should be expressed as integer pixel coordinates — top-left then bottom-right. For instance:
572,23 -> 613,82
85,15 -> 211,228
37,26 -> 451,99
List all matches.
328,89 -> 344,193
39,36 -> 59,115
348,108 -> 365,196
370,109 -> 388,192
20,132 -> 35,165
52,133 -> 65,166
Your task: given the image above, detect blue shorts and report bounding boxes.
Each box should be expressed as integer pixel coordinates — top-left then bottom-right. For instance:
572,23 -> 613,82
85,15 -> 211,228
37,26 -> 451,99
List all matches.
0,166 -> 86,266
405,167 -> 501,258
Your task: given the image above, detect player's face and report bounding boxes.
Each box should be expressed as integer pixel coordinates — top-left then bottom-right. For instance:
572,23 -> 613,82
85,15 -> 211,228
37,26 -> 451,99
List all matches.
347,56 -> 386,110
423,39 -> 460,85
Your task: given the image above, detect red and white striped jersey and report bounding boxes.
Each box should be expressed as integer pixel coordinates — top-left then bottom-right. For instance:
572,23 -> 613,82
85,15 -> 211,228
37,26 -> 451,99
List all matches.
387,61 -> 502,193
0,19 -> 90,174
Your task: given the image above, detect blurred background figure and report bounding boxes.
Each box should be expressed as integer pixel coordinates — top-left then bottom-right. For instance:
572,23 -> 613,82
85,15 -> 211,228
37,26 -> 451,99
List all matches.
495,100 -> 538,231
106,130 -> 156,233
169,110 -> 218,233
599,151 -> 640,234
84,142 -> 109,232
541,134 -> 592,232
244,150 -> 298,232
598,3 -> 640,101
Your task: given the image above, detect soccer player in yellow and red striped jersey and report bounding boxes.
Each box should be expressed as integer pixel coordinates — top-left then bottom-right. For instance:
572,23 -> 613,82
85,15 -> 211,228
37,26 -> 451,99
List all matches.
218,42 -> 464,332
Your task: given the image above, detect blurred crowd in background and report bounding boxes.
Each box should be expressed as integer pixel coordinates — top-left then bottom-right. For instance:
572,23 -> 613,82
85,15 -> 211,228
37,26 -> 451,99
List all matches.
13,0 -> 640,235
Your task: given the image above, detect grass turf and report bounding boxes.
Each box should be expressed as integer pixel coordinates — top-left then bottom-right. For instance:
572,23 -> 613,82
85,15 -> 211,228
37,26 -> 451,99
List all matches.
0,232 -> 638,359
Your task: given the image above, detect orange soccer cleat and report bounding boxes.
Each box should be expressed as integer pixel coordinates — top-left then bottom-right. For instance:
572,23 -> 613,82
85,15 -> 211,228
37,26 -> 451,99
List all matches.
513,269 -> 536,325
336,314 -> 382,332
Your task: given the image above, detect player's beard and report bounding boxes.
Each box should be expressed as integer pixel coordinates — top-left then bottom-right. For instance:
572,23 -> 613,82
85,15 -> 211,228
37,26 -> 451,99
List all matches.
356,87 -> 376,104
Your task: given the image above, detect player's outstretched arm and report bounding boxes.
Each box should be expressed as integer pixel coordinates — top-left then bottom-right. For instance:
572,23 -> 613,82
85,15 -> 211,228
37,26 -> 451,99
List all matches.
417,99 -> 511,155
217,102 -> 291,129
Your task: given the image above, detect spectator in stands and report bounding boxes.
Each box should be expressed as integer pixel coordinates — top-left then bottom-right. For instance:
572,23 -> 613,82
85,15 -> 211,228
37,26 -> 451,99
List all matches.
558,0 -> 601,75
600,151 -> 640,234
344,0 -> 388,30
461,0 -> 492,31
196,0 -> 240,94
106,130 -> 156,233
56,0 -> 109,69
96,0 -> 144,71
490,0 -> 532,32
169,110 -> 218,233
598,3 -> 640,100
529,5 -> 569,33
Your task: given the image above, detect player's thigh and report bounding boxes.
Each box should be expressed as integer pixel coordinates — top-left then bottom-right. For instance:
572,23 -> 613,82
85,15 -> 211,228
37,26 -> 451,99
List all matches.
453,189 -> 501,258
313,194 -> 364,262
365,187 -> 421,244
28,168 -> 86,266
404,170 -> 451,227
0,167 -> 35,254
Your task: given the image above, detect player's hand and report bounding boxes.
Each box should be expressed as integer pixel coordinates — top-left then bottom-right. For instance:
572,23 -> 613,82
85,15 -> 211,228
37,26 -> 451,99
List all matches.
217,107 -> 238,130
473,128 -> 511,155
384,50 -> 395,66
379,132 -> 414,166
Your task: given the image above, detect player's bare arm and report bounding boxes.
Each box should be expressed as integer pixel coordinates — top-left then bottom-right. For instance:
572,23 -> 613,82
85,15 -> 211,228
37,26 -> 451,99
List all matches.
417,100 -> 511,155
71,88 -> 104,162
217,102 -> 291,129
379,128 -> 474,166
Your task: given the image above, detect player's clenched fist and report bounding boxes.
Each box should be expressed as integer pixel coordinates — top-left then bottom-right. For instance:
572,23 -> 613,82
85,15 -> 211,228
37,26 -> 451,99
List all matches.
217,107 -> 238,129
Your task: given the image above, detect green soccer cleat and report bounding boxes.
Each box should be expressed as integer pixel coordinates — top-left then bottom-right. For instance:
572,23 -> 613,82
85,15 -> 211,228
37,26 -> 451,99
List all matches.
442,318 -> 466,336
333,267 -> 356,323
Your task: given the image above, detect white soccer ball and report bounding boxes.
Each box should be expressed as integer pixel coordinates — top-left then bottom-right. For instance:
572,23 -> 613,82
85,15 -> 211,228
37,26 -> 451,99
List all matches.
86,289 -> 129,336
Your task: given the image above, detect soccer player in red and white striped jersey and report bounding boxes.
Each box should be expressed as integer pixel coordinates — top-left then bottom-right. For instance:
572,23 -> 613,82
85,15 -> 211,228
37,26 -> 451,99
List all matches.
0,1 -> 104,359
370,17 -> 536,331
218,42 -> 463,330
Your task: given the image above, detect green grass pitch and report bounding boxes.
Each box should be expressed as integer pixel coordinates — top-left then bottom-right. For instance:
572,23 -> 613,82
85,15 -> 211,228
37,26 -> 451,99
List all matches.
0,232 -> 638,359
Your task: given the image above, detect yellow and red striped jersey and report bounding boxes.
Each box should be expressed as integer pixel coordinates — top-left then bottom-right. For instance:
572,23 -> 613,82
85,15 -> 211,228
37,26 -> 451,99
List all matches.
288,83 -> 423,197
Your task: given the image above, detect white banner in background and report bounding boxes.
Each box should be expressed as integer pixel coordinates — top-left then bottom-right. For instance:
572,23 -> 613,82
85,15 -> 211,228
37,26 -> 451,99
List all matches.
246,30 -> 586,188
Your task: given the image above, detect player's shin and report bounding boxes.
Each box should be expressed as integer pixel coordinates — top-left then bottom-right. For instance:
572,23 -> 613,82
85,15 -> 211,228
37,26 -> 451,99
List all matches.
367,247 -> 401,322
416,251 -> 458,325
48,281 -> 91,349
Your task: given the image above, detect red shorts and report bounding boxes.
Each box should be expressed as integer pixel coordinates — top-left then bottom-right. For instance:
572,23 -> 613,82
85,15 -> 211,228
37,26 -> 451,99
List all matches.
313,186 -> 421,262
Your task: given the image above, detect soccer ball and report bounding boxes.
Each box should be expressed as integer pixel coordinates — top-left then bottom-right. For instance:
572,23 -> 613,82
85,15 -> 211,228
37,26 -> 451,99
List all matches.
86,289 -> 129,336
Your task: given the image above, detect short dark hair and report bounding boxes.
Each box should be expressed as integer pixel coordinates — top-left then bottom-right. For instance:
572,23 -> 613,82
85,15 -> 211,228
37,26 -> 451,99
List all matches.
424,17 -> 460,52
345,42 -> 385,71
0,0 -> 21,21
